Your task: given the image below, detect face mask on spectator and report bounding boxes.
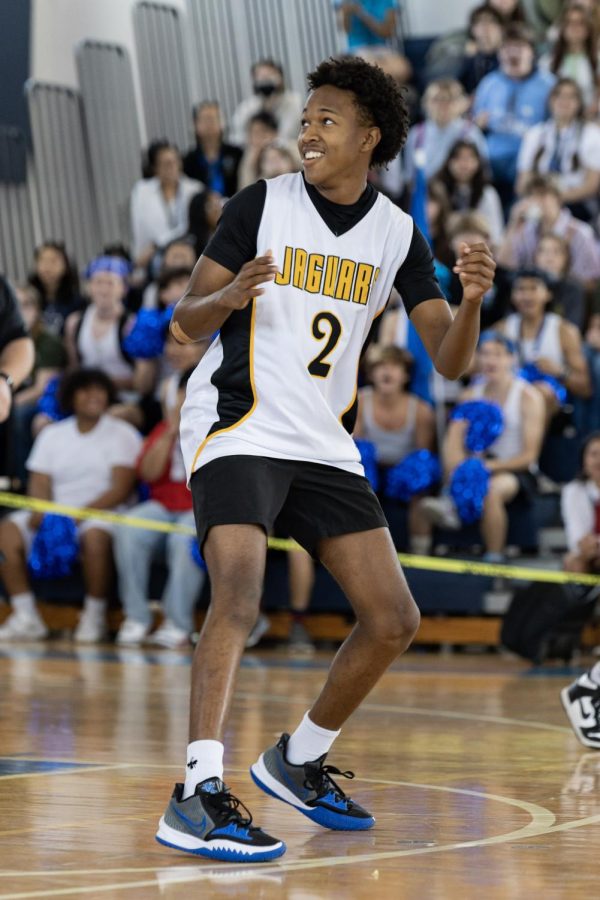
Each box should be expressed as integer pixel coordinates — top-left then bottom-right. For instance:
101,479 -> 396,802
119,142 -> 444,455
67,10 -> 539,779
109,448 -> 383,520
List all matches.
254,80 -> 279,97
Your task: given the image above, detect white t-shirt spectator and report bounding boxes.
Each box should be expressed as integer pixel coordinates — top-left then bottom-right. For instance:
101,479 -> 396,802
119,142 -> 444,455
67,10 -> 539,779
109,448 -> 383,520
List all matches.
26,415 -> 142,508
517,120 -> 600,193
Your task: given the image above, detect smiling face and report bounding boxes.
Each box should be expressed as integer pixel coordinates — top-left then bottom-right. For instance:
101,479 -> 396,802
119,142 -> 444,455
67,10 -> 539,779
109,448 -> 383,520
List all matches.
448,145 -> 480,184
298,85 -> 380,192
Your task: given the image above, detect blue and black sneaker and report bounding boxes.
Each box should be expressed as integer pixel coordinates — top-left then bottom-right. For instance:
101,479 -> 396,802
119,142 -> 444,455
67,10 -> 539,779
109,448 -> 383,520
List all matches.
250,733 -> 375,831
156,777 -> 286,862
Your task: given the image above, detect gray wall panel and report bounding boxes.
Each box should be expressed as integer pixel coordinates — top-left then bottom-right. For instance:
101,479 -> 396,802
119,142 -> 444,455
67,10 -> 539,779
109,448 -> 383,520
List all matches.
76,41 -> 142,247
133,2 -> 192,151
26,81 -> 99,268
0,127 -> 36,282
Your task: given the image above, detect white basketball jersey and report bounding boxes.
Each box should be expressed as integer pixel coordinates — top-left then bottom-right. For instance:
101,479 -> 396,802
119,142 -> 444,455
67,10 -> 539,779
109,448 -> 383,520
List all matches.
180,173 -> 415,481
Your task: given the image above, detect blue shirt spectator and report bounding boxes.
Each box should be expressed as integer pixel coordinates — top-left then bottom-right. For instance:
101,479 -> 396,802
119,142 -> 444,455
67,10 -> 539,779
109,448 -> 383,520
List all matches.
473,24 -> 555,189
337,1 -> 399,52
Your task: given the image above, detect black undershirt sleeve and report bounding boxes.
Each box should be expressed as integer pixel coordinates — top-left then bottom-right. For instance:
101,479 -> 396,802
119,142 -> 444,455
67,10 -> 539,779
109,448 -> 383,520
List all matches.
202,180 -> 267,274
394,224 -> 445,317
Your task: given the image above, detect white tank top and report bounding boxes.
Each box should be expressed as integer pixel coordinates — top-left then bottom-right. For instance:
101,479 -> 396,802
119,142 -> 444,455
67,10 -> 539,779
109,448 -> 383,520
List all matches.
181,172 -> 415,481
361,388 -> 418,465
470,377 -> 526,460
504,312 -> 564,368
77,307 -> 133,381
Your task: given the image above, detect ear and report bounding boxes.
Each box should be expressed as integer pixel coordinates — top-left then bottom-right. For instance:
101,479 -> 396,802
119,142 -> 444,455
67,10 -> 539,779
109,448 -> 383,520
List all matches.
361,126 -> 381,156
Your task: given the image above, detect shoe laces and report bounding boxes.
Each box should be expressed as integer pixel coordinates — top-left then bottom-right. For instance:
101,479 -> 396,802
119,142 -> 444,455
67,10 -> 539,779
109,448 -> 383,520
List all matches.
212,786 -> 254,829
303,763 -> 355,804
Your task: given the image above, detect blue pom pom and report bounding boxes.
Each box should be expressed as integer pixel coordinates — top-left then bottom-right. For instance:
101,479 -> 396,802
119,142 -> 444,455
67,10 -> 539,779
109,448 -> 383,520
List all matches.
28,515 -> 79,578
354,439 -> 379,491
190,539 -> 207,571
385,449 -> 441,501
449,458 -> 490,524
518,363 -> 567,404
36,375 -> 67,422
122,308 -> 170,359
450,400 -> 504,452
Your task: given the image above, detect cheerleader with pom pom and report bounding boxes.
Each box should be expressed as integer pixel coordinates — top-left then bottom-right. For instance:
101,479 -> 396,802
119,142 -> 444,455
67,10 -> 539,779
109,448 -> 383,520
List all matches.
354,346 -> 436,554
418,331 -> 545,561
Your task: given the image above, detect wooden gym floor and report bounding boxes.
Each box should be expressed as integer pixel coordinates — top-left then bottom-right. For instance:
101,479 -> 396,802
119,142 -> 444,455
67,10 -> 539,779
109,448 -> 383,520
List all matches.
0,643 -> 598,899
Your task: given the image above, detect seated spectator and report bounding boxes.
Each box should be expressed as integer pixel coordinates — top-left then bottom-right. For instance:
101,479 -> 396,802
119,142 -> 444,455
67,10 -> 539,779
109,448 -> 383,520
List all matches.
114,370 -> 204,649
354,346 -> 436,553
404,79 -> 487,187
539,3 -> 599,112
561,431 -> 600,573
435,140 -> 505,244
183,101 -> 242,198
0,369 -> 141,642
458,3 -> 504,96
12,284 -> 67,484
498,175 -> 600,287
534,233 -> 586,328
418,332 -> 545,561
64,256 -> 136,394
188,189 -> 223,256
130,143 -> 202,268
496,269 -> 592,424
256,141 -> 300,179
229,59 -> 302,147
516,78 -> 600,221
473,24 -> 555,203
142,237 -> 197,308
378,294 -> 435,404
446,212 -> 512,326
28,241 -> 82,336
237,111 -> 279,190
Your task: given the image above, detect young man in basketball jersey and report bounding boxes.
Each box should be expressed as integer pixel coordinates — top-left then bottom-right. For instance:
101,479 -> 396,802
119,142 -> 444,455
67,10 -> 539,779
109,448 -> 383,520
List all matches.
156,57 -> 496,861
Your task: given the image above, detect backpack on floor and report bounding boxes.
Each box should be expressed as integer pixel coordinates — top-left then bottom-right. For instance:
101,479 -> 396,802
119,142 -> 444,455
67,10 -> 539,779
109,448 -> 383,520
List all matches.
501,582 -> 599,664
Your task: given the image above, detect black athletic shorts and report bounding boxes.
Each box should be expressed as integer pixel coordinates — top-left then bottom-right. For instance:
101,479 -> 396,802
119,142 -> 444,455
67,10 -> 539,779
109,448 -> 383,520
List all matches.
190,455 -> 388,557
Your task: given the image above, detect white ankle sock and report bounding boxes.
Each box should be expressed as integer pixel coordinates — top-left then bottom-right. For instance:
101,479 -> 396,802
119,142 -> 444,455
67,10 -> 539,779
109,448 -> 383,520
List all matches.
286,711 -> 340,765
590,662 -> 600,686
83,596 -> 106,617
183,740 -> 224,798
12,592 -> 38,618
410,535 -> 431,555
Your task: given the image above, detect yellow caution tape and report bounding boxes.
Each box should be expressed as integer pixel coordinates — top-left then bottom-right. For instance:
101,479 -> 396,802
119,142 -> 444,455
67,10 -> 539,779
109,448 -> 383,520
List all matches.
1,491 -> 599,586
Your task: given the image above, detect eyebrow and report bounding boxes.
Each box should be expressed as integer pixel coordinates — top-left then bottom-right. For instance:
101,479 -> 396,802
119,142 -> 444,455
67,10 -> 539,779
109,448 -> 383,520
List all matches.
301,106 -> 339,115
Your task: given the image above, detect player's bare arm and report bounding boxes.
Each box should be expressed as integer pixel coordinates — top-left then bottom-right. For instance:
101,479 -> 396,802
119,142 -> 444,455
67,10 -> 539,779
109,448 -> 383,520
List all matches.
409,241 -> 496,379
170,251 -> 278,343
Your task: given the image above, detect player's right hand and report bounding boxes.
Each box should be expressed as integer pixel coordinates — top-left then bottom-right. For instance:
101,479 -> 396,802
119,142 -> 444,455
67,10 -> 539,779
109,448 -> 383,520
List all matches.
218,252 -> 278,310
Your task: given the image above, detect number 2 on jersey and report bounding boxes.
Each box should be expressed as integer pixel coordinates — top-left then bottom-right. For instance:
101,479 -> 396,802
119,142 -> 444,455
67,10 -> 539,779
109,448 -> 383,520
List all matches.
308,312 -> 342,378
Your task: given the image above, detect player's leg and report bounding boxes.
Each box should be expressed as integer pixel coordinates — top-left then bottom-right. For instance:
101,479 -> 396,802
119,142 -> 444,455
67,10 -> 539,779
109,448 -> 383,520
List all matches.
188,523 -> 267,746
251,526 -> 419,830
156,522 -> 286,861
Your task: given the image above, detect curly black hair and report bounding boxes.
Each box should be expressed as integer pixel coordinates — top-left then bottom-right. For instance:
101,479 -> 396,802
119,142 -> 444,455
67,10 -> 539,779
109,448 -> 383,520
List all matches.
59,368 -> 118,415
306,57 -> 409,168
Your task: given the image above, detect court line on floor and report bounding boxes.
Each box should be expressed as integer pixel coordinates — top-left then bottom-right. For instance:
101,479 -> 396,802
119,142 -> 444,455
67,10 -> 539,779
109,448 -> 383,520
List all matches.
0,778 -> 557,885
236,691 -> 574,735
0,764 -> 133,783
4,808 -> 599,900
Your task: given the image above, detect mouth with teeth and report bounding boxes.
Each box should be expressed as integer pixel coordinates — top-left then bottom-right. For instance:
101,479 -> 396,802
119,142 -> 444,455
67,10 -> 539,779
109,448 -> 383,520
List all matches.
302,148 -> 325,166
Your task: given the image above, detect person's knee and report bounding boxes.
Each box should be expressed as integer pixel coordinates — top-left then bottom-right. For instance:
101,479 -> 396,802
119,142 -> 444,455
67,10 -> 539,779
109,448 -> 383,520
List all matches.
80,528 -> 112,556
363,591 -> 420,650
0,520 -> 25,557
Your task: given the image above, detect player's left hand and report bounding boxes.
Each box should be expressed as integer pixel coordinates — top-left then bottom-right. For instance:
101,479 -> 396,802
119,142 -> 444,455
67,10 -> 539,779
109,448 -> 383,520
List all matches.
453,242 -> 496,305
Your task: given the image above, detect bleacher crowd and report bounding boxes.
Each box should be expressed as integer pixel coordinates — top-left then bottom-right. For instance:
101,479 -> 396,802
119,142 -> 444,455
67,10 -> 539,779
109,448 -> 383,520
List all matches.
1,0 -> 600,649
